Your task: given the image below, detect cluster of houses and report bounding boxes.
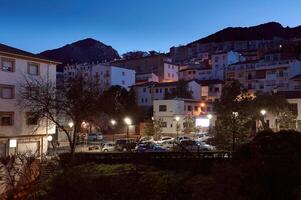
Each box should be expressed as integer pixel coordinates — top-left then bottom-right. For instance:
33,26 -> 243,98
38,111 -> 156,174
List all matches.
1,36 -> 301,156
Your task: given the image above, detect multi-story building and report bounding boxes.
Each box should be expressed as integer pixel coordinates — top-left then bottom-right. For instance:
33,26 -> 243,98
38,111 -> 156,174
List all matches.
64,63 -> 135,91
135,73 -> 159,84
132,80 -> 201,107
112,55 -> 179,82
211,51 -> 246,80
195,80 -> 224,101
0,43 -> 59,157
226,52 -> 301,93
153,99 -> 213,135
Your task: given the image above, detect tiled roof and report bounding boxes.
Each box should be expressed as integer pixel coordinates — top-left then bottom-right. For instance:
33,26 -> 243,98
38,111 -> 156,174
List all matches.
0,43 -> 60,64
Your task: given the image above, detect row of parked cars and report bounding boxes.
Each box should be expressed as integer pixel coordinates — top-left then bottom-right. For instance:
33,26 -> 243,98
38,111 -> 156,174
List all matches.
89,133 -> 215,153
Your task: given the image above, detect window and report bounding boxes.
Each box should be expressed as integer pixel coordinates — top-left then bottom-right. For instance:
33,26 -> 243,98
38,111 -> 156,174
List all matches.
122,80 -> 125,85
164,88 -> 168,93
159,105 -> 167,112
289,103 -> 298,116
122,71 -> 125,76
0,85 -> 14,99
187,105 -> 192,111
194,106 -> 198,111
162,122 -> 167,127
1,58 -> 15,72
143,88 -> 146,93
0,112 -> 13,126
214,87 -> 219,92
155,89 -> 159,93
26,112 -> 38,125
159,89 -> 162,93
28,62 -> 39,75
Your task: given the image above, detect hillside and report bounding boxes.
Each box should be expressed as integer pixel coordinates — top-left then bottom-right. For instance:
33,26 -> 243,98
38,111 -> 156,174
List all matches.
189,22 -> 301,45
39,38 -> 120,66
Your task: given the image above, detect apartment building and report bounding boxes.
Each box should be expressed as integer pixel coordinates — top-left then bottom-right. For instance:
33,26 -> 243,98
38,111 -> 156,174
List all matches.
132,80 -> 201,107
0,43 -> 59,157
226,52 -> 301,92
135,73 -> 159,84
211,51 -> 246,80
153,99 -> 213,135
63,63 -> 135,91
112,55 -> 179,82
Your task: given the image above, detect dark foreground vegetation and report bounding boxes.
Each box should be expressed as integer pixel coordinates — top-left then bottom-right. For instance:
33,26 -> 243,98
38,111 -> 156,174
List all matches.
30,130 -> 301,199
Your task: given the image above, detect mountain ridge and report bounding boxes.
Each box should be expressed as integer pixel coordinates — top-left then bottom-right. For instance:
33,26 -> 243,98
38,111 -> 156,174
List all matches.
39,38 -> 120,66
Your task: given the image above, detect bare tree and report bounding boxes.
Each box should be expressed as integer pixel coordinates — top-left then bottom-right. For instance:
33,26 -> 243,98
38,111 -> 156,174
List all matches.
18,76 -> 103,160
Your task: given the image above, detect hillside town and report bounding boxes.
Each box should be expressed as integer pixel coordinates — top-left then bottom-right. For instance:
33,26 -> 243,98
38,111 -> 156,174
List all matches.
1,19 -> 301,199
1,22 -> 301,157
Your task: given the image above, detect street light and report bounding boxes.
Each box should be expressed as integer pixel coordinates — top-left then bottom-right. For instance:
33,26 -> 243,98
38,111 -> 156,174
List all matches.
207,114 -> 213,120
232,112 -> 238,152
110,119 -> 117,142
174,116 -> 180,140
124,117 -> 132,139
47,135 -> 53,142
260,109 -> 267,116
68,121 -> 74,128
110,119 -> 116,126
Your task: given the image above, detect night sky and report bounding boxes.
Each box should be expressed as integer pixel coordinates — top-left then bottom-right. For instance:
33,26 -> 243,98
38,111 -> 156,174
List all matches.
1,0 -> 300,54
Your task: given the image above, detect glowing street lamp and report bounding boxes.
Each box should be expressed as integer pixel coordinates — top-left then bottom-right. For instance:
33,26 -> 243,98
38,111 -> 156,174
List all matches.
260,109 -> 267,116
207,114 -> 213,120
110,119 -> 117,126
124,117 -> 132,139
68,121 -> 74,128
47,135 -> 53,142
174,116 -> 180,140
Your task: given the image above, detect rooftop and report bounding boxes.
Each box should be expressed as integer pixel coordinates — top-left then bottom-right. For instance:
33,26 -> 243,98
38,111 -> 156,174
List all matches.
0,43 -> 60,64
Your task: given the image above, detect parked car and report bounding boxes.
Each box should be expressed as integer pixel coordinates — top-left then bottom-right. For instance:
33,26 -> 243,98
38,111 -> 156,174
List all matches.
135,142 -> 167,152
88,145 -> 100,151
115,139 -> 137,152
175,136 -> 191,142
173,139 -> 200,152
139,136 -> 154,143
158,140 -> 174,150
102,142 -> 115,152
196,141 -> 216,151
156,136 -> 174,144
87,132 -> 103,141
195,132 -> 212,142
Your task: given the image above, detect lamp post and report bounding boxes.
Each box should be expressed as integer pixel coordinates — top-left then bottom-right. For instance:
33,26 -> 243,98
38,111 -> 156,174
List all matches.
124,117 -> 132,139
174,116 -> 180,141
232,112 -> 238,152
260,109 -> 267,130
110,119 -> 117,142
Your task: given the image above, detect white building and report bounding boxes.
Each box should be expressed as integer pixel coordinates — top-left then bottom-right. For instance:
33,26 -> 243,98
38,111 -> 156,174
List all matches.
153,99 -> 213,135
132,80 -> 202,107
135,73 -> 159,84
211,51 -> 245,80
0,43 -> 59,157
64,63 -> 136,91
112,55 -> 179,82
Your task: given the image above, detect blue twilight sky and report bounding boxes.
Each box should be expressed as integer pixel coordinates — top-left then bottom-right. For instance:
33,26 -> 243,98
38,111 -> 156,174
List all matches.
0,0 -> 301,55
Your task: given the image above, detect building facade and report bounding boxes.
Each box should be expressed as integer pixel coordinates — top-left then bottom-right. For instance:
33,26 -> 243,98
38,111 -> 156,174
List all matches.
0,43 -> 58,157
153,99 -> 213,135
112,55 -> 179,82
132,80 -> 202,107
64,63 -> 136,91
